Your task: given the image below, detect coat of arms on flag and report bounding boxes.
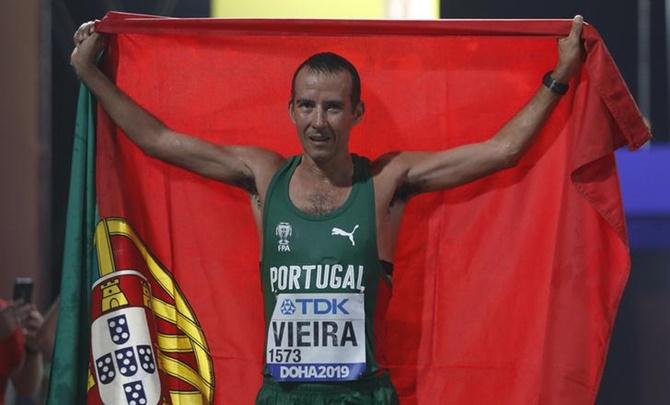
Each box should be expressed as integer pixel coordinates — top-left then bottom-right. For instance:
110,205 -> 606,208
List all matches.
86,218 -> 215,404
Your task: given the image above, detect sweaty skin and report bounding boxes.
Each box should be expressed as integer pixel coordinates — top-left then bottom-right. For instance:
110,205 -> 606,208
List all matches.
70,17 -> 585,262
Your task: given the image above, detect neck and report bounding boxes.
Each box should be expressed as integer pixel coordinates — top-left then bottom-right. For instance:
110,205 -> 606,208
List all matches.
299,152 -> 353,187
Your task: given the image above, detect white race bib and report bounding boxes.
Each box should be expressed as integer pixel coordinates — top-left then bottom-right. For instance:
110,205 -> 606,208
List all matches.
266,293 -> 366,382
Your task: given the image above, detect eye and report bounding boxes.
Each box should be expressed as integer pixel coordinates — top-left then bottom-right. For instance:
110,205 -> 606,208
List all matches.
296,100 -> 314,110
325,103 -> 344,112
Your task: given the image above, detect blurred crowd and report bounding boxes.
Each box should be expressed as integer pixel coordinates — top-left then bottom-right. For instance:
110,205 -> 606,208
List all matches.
1,294 -> 58,404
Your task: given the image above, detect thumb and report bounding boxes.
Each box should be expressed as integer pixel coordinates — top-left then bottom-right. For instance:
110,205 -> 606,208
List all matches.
569,15 -> 584,38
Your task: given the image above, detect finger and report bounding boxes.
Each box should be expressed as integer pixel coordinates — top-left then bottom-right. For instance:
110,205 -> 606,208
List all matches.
75,22 -> 92,41
75,30 -> 85,45
29,310 -> 43,322
14,305 -> 31,318
76,22 -> 87,36
24,319 -> 41,331
76,23 -> 86,36
79,32 -> 95,46
22,327 -> 36,337
569,15 -> 584,39
88,32 -> 101,45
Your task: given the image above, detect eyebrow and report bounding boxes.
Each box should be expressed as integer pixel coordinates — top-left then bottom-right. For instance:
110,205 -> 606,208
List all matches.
296,98 -> 315,106
295,98 -> 345,109
324,100 -> 345,109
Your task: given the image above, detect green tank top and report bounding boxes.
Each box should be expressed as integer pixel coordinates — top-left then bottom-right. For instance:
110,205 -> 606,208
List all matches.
260,154 -> 392,383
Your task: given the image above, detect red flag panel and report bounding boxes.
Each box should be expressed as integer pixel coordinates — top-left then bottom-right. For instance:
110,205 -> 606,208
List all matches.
94,13 -> 649,404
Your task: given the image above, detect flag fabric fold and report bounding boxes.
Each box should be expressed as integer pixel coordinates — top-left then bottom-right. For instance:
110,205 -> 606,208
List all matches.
47,85 -> 97,404
50,12 -> 650,405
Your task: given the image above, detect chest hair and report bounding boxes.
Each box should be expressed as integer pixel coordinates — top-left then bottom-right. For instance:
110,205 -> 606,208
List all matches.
292,184 -> 351,216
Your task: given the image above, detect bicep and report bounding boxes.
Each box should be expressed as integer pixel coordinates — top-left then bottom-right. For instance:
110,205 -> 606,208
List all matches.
401,139 -> 513,194
152,130 -> 284,192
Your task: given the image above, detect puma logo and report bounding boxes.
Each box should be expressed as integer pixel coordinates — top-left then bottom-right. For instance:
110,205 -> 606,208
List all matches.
331,225 -> 360,246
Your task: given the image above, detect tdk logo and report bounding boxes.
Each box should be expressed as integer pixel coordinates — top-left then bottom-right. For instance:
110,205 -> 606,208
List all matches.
280,299 -> 296,315
294,298 -> 349,315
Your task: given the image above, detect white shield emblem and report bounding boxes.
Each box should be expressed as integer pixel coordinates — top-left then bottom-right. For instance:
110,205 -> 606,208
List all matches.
92,306 -> 160,405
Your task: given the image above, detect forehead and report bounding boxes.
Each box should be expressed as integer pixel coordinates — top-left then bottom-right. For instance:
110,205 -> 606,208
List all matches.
293,68 -> 353,101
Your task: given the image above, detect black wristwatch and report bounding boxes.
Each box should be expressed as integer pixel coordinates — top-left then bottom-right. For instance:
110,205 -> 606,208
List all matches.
543,71 -> 569,95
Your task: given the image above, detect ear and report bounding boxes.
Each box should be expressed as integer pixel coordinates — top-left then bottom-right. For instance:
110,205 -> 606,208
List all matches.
288,101 -> 297,124
352,101 -> 365,125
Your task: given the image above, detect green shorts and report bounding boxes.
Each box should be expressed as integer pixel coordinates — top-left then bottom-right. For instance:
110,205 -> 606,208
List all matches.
255,373 -> 399,405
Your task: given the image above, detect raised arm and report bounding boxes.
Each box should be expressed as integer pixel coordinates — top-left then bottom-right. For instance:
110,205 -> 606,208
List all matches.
70,22 -> 284,194
382,16 -> 585,196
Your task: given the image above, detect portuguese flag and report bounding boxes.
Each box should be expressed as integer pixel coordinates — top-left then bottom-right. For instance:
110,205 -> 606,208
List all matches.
48,13 -> 649,405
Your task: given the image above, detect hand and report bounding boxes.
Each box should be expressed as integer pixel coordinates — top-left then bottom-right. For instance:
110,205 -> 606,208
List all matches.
16,304 -> 44,353
0,303 -> 19,339
552,15 -> 585,83
70,20 -> 105,77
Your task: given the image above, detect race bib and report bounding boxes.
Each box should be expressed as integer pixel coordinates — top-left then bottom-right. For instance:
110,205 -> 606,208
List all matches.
266,293 -> 366,382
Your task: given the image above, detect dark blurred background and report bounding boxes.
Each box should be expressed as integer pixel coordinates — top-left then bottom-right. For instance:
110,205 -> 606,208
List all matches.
1,0 -> 666,403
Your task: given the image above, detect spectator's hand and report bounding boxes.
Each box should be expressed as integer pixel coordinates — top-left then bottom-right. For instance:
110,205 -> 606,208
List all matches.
70,20 -> 105,77
16,304 -> 44,352
552,15 -> 585,83
0,303 -> 19,339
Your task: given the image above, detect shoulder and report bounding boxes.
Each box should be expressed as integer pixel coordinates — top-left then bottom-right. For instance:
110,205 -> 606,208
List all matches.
370,151 -> 438,201
235,147 -> 286,188
240,149 -> 289,202
369,151 -> 418,204
238,147 -> 286,173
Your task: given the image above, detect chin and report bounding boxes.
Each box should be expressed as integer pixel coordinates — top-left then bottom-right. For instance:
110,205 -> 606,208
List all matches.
300,142 -> 333,161
304,149 -> 335,164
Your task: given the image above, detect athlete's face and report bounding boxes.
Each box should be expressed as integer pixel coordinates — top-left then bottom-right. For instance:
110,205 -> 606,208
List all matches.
289,68 -> 363,163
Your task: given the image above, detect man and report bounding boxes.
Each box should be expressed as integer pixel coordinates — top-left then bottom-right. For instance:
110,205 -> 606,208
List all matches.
71,15 -> 584,404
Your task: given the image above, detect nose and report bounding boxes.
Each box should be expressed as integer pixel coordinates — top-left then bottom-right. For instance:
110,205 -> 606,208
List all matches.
312,107 -> 327,130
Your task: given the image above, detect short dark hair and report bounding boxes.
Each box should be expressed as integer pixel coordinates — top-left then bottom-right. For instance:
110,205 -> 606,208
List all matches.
289,52 -> 361,109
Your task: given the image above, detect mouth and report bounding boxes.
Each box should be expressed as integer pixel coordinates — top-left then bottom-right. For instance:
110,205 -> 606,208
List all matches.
307,133 -> 332,143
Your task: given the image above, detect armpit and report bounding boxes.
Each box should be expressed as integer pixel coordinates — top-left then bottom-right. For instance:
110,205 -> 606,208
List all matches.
391,182 -> 413,205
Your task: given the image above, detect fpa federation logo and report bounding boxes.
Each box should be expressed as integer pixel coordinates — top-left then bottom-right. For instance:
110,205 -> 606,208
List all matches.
275,222 -> 292,252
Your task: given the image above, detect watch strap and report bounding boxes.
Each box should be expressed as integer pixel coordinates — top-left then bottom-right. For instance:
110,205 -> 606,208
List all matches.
543,71 -> 569,95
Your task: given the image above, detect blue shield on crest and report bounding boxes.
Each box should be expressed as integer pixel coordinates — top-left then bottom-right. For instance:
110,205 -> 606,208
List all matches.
95,353 -> 116,385
137,344 -> 157,374
122,381 -> 147,405
114,347 -> 139,377
108,314 -> 131,345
